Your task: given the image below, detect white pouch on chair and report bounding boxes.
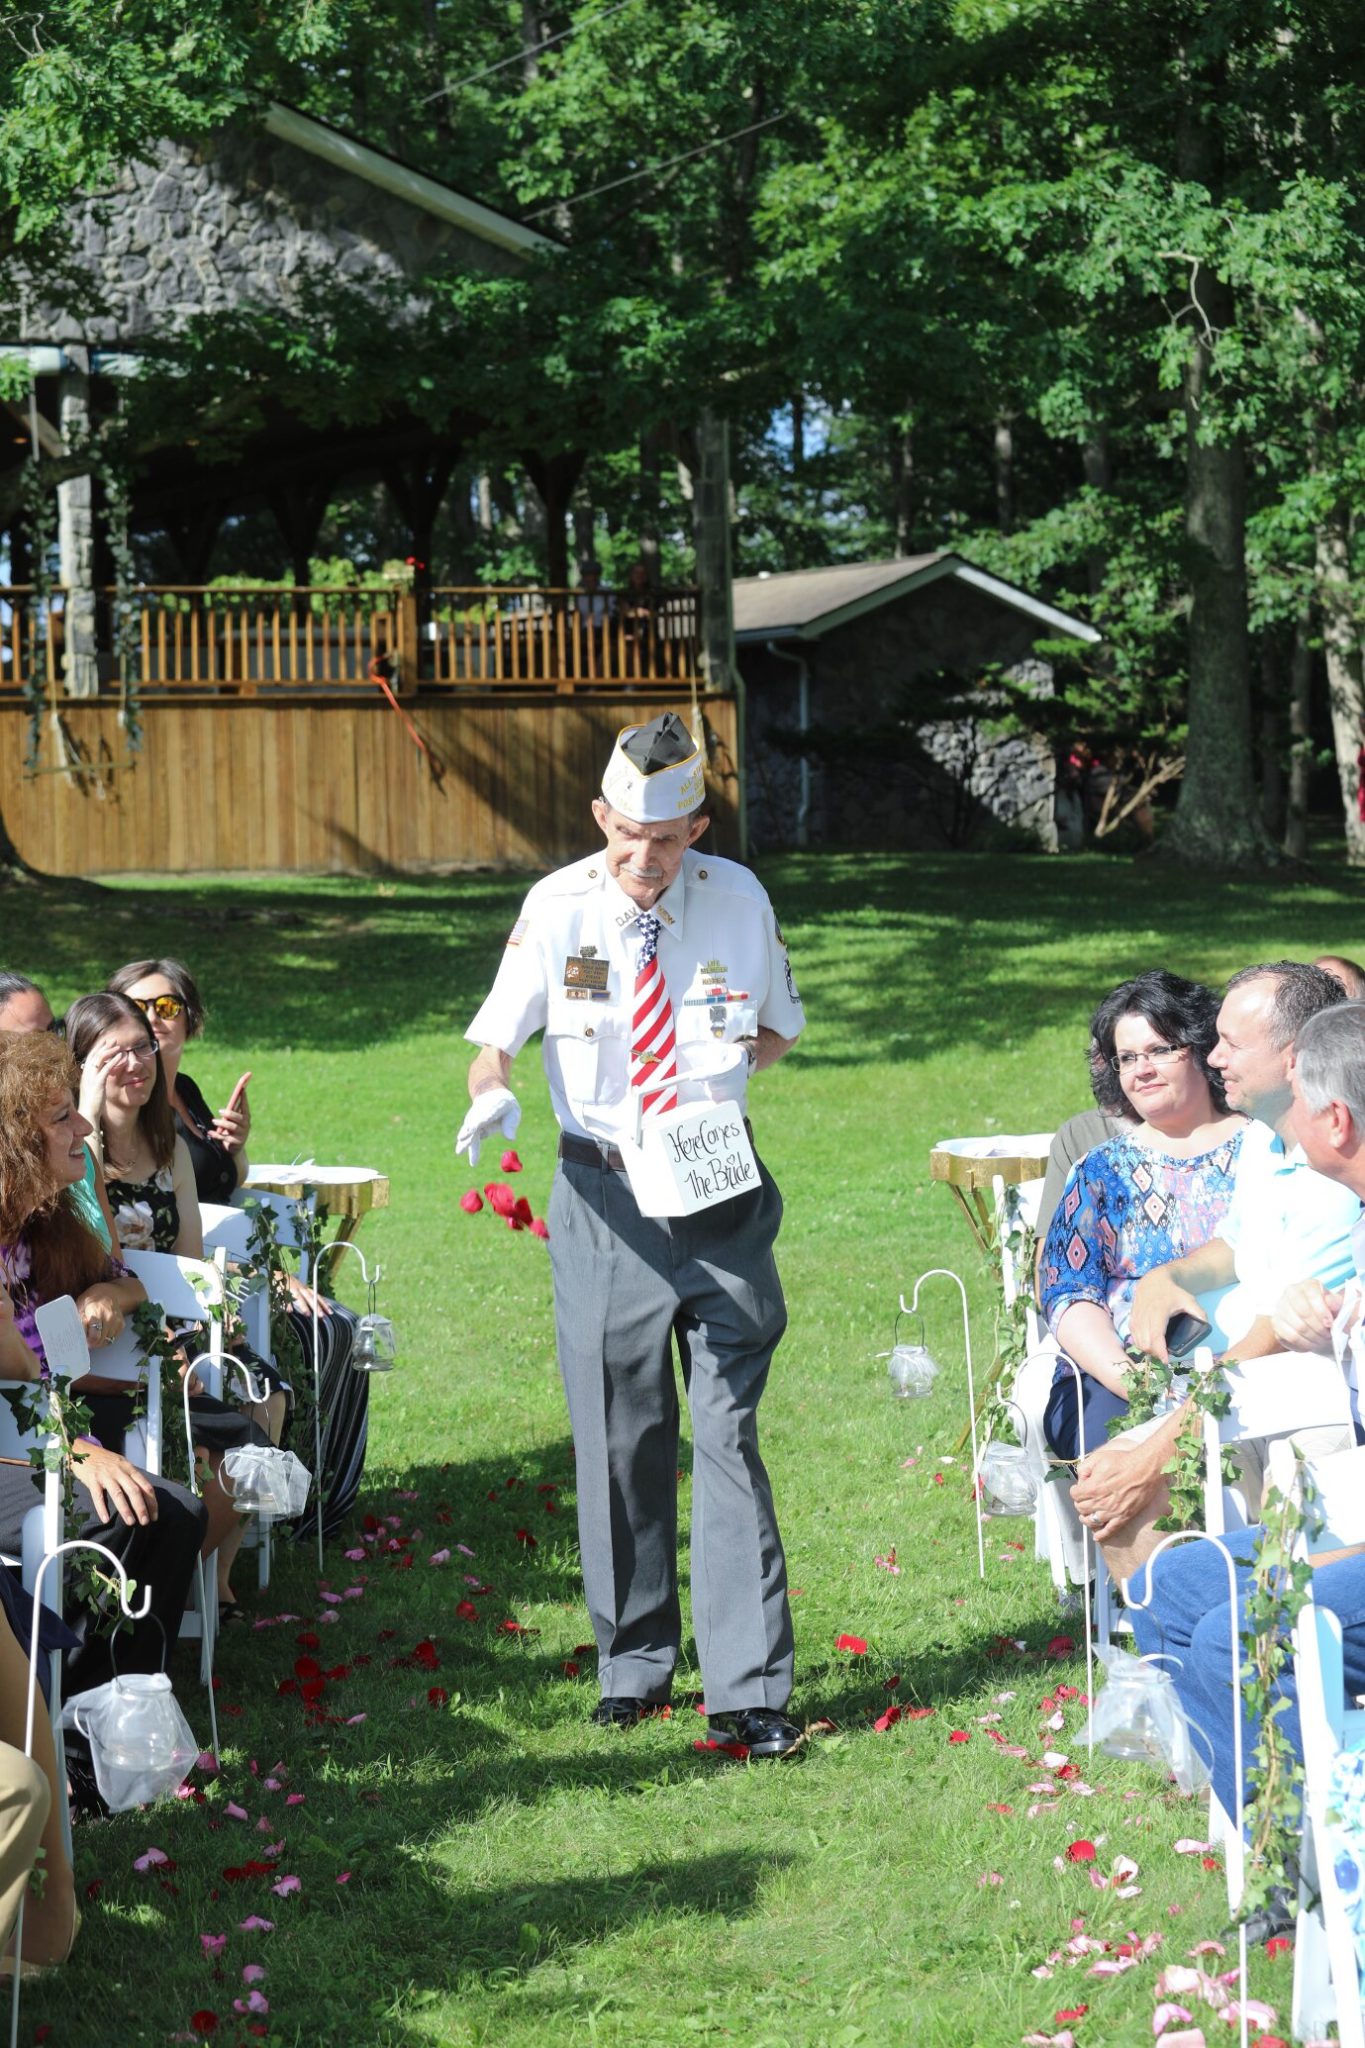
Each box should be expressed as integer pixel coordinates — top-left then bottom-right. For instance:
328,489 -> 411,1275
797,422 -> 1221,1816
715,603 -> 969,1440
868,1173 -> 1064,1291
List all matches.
222,1445 -> 312,1518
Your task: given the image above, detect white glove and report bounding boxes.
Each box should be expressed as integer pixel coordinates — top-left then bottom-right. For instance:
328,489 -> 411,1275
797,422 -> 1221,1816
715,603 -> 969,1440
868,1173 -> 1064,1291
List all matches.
456,1087 -> 522,1168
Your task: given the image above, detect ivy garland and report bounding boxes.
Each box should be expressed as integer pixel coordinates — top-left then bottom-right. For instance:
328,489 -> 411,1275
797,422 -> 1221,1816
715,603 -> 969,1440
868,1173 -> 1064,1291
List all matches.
99,457 -> 142,755
1240,1461 -> 1320,1923
1106,1351 -> 1239,1532
0,1370 -> 126,1612
16,457 -> 56,774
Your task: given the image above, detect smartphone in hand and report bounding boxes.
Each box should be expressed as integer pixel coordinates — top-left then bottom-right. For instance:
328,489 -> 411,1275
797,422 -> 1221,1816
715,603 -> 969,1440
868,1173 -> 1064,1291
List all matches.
1165,1310 -> 1213,1360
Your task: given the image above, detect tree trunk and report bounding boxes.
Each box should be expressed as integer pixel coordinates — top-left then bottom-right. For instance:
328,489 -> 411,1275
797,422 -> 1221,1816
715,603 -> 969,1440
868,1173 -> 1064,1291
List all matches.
1163,56 -> 1275,867
1258,632 -> 1285,840
1082,425 -> 1111,596
693,409 -> 735,695
1162,261 -> 1273,864
520,449 -> 585,588
1315,507 -> 1365,863
637,426 -> 661,584
1284,603 -> 1314,860
892,412 -> 914,556
993,414 -> 1014,535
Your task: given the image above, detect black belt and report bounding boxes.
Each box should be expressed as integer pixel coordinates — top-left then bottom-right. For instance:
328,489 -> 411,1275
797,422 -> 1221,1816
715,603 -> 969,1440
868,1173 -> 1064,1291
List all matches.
558,1120 -> 755,1175
558,1134 -> 628,1171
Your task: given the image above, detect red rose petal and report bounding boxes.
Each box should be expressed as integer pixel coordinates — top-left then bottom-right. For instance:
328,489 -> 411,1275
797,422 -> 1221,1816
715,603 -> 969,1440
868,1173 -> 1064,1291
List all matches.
873,1706 -> 902,1732
835,1633 -> 868,1654
1065,1839 -> 1097,1864
190,2015 -> 219,2037
501,1150 -> 523,1173
460,1189 -> 484,1213
1055,2005 -> 1088,2022
948,1730 -> 970,1744
1264,1936 -> 1292,1960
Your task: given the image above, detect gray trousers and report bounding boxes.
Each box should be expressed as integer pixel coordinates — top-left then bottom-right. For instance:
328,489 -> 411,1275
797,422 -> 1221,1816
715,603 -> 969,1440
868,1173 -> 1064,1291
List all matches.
548,1149 -> 793,1713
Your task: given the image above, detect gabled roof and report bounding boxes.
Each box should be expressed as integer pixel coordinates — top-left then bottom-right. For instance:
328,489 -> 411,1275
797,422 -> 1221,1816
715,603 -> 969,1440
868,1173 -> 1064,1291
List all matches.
732,552 -> 1101,645
263,102 -> 557,259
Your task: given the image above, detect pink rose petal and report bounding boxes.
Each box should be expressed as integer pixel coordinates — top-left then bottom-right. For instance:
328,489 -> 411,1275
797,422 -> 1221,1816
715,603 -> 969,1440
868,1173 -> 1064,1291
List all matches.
457,1543 -> 475,1556
285,1793 -> 305,1806
241,1965 -> 266,1985
238,1917 -> 273,1933
200,1933 -> 227,1957
270,1875 -> 301,1898
225,1802 -> 249,1822
133,1847 -> 169,1872
429,1550 -> 451,1566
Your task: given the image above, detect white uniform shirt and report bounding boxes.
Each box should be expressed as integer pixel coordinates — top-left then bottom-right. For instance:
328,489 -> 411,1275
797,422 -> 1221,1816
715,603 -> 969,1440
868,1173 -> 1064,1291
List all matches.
465,850 -> 805,1143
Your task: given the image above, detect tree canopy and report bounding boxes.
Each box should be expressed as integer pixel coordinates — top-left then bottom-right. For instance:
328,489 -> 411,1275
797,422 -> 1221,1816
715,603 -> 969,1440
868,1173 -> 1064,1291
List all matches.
9,0 -> 1365,859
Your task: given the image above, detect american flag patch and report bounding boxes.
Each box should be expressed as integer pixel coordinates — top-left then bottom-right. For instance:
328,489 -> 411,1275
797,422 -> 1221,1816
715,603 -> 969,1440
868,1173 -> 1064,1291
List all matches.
506,917 -> 527,948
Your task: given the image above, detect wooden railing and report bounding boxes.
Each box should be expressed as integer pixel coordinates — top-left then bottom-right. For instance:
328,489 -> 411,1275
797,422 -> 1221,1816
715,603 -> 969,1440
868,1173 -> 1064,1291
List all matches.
427,586 -> 700,690
0,587 -> 66,691
0,583 -> 702,695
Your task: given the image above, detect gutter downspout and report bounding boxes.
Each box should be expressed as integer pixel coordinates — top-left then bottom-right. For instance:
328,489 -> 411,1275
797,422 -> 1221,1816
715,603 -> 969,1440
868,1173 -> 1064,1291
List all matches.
765,639 -> 811,849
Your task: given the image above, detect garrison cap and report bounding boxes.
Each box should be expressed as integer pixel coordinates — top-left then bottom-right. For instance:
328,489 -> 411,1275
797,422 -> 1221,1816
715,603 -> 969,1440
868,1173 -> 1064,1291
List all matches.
600,712 -> 706,822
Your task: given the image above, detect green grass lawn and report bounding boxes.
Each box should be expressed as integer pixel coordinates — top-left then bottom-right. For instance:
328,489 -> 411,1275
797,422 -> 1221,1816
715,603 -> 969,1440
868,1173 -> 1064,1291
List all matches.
7,848 -> 1363,2048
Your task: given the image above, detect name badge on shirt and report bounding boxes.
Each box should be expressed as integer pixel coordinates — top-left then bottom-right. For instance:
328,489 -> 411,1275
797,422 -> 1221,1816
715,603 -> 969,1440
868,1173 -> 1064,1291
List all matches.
564,952 -> 610,996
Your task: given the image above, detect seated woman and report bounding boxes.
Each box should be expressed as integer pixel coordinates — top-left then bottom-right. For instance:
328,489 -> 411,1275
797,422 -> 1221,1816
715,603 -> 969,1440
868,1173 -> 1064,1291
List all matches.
0,970 -> 119,1252
0,1030 -> 207,1795
107,958 -> 368,1541
1039,970 -> 1248,1470
65,994 -> 271,1618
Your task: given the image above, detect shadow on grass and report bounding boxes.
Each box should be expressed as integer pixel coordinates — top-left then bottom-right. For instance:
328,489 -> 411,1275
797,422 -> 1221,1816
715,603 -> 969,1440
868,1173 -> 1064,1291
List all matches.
15,848 -> 1365,1067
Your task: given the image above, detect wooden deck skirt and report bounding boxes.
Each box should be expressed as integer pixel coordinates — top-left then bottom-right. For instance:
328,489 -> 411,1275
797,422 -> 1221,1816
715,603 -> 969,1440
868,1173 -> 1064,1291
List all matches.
0,693 -> 739,875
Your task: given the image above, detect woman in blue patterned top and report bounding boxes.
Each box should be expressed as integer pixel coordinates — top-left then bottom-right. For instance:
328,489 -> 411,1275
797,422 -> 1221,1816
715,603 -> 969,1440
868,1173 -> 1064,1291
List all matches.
1039,970 -> 1247,1462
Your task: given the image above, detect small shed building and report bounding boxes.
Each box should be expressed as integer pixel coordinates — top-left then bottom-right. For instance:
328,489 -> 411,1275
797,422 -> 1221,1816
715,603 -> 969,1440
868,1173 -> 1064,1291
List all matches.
733,552 -> 1101,851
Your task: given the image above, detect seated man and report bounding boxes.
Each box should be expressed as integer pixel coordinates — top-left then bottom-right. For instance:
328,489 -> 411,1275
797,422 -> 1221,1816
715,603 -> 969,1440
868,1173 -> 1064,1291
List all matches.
1071,961 -> 1360,1580
1130,999 -> 1365,1938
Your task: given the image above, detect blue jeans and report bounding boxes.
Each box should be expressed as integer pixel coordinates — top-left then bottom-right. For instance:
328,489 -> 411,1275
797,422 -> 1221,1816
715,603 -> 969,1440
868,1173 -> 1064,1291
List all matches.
1129,1529 -> 1365,1823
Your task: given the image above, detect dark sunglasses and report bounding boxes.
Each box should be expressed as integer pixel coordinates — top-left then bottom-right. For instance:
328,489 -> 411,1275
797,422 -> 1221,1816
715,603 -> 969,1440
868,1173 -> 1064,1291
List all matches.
133,994 -> 185,1022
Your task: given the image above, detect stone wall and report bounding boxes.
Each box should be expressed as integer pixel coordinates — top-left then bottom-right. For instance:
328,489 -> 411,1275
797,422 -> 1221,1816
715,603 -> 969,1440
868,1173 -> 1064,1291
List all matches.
46,123 -> 522,342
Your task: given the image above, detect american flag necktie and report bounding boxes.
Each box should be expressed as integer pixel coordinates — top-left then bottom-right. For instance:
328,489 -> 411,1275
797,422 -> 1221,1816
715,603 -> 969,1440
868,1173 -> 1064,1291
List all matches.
631,911 -> 678,1117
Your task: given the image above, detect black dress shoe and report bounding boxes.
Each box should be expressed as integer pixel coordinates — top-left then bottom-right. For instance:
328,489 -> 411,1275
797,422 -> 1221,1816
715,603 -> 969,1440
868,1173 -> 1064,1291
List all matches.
707,1708 -> 804,1759
590,1695 -> 654,1728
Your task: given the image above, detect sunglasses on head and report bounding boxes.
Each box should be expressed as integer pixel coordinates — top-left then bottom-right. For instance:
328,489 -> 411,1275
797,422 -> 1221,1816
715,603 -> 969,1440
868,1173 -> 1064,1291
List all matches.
134,994 -> 184,1022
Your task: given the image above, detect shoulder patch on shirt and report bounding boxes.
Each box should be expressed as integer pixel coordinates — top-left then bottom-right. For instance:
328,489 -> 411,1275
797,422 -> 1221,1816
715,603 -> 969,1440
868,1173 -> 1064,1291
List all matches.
505,917 -> 528,948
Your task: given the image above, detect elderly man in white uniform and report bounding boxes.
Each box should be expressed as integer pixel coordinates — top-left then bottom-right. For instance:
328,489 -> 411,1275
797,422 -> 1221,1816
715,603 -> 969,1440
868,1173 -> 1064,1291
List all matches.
458,713 -> 807,1758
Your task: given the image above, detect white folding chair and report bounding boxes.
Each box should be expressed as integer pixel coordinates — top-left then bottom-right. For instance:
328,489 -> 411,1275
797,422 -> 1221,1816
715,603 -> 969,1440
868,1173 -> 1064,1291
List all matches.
8,1537 -> 150,2048
233,1186 -> 328,1569
1125,1526 -> 1252,2041
0,1306 -> 83,1869
117,1249 -> 233,1719
1267,1439 -> 1365,2048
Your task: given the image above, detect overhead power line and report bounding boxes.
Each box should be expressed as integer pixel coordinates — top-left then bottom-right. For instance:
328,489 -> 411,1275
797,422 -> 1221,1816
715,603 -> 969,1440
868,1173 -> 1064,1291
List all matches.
523,109 -> 787,220
423,0 -> 644,104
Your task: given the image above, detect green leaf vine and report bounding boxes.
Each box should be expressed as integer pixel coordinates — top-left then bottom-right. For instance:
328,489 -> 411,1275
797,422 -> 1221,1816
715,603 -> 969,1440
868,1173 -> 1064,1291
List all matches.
1109,1352 -> 1239,1533
1240,1459 -> 1320,1923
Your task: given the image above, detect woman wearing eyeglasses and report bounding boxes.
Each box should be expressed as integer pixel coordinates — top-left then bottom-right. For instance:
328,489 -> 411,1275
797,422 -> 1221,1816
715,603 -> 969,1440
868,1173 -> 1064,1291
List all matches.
104,961 -> 249,1199
67,993 -> 202,1259
1038,971 -> 1248,1466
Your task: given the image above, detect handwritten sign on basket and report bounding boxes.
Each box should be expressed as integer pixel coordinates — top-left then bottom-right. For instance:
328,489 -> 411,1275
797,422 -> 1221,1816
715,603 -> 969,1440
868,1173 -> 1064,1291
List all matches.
619,1100 -> 759,1218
